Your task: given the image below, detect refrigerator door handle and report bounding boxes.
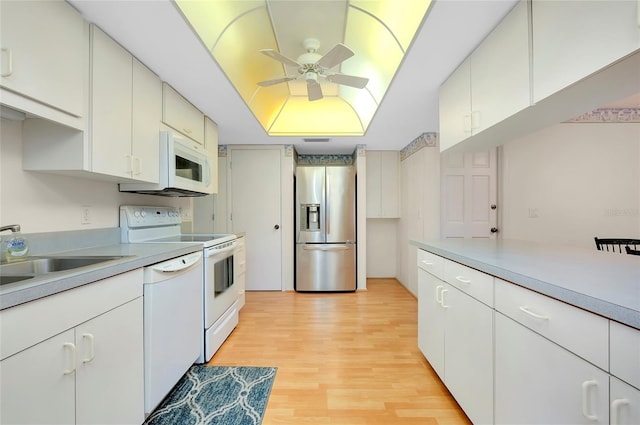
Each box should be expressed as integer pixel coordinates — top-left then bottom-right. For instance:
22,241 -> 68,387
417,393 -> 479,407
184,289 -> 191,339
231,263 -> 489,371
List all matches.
302,245 -> 350,251
325,174 -> 330,236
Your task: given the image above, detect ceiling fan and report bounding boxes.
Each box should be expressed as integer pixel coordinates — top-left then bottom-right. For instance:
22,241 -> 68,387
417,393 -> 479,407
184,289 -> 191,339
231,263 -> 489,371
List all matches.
257,38 -> 369,101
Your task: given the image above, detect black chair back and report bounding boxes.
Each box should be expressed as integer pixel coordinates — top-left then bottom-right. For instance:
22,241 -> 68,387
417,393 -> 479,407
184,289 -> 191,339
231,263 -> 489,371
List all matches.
594,237 -> 640,254
625,246 -> 640,256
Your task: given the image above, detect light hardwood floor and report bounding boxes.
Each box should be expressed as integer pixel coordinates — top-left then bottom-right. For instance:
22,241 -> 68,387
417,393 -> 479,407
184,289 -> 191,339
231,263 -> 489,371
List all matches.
208,278 -> 471,425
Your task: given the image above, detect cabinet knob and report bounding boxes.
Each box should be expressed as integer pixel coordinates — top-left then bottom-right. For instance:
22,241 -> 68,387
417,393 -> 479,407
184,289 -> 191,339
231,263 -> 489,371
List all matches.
274,224 -> 280,230
490,227 -> 499,233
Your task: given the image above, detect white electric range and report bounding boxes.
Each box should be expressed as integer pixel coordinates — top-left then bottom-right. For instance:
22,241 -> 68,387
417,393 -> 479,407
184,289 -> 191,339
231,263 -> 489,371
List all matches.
120,205 -> 241,364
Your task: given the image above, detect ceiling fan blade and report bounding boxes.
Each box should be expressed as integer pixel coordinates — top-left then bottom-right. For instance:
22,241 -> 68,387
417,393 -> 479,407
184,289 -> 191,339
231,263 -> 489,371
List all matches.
260,49 -> 300,68
326,73 -> 369,89
316,43 -> 354,69
307,81 -> 323,101
257,76 -> 297,87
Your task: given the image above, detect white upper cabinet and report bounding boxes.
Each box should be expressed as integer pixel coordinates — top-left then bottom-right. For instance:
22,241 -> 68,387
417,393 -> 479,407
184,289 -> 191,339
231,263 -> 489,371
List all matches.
0,0 -> 86,128
204,116 -> 219,193
366,151 -> 400,218
23,25 -> 161,183
439,58 -> 471,152
470,0 -> 531,134
439,0 -> 530,152
90,25 -> 133,180
131,59 -> 162,183
532,0 -> 640,103
91,25 -> 161,183
163,83 -> 205,145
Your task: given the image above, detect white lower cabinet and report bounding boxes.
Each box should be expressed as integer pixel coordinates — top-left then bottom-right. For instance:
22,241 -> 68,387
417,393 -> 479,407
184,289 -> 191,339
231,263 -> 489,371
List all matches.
417,268 -> 445,379
417,264 -> 493,424
0,270 -> 144,425
0,330 -> 76,424
0,298 -> 143,425
611,377 -> 640,425
495,312 -> 609,424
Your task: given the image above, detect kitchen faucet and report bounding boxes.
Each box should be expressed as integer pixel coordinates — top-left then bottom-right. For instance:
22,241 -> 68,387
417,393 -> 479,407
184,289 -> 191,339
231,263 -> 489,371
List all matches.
0,224 -> 20,233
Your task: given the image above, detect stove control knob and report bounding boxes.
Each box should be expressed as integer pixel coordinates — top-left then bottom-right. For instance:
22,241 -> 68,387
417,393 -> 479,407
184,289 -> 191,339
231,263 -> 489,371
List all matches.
141,210 -> 147,217
134,211 -> 140,218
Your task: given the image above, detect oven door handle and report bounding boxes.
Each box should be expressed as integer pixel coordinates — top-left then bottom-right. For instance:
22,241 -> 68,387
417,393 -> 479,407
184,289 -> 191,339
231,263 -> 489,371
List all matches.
205,244 -> 236,258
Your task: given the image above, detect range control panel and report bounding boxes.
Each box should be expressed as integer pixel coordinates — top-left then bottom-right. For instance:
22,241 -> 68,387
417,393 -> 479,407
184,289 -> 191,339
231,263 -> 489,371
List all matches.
120,206 -> 182,229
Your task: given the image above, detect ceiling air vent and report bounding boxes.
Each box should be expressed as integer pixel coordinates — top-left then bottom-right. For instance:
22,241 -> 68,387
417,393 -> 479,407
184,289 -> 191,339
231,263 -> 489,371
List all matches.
303,138 -> 331,143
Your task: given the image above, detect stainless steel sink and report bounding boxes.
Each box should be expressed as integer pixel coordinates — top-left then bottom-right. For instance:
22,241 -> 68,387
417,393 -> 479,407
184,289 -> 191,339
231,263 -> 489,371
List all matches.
0,275 -> 34,285
0,256 -> 129,286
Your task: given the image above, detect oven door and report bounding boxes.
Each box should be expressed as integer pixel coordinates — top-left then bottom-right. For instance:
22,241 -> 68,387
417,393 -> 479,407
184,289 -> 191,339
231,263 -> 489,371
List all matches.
203,242 -> 238,328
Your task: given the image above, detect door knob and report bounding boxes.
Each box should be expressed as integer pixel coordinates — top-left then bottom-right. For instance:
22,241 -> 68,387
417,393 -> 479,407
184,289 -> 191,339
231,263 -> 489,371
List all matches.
274,224 -> 280,230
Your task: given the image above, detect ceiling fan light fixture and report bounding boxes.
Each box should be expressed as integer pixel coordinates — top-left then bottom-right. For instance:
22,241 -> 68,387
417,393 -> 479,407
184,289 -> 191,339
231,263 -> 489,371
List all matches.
304,71 -> 318,84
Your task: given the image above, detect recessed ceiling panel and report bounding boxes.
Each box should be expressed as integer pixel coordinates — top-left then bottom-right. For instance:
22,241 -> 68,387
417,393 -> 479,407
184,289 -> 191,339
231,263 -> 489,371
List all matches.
175,0 -> 432,137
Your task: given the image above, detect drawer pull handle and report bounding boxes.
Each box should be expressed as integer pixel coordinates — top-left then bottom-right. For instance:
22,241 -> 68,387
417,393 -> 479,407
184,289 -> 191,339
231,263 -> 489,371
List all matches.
581,379 -> 599,421
63,342 -> 76,375
611,398 -> 630,424
421,260 -> 433,266
455,276 -> 472,284
519,306 -> 549,320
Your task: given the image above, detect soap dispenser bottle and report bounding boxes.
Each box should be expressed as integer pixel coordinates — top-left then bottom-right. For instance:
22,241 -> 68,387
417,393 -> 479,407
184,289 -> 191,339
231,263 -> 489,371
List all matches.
1,225 -> 28,262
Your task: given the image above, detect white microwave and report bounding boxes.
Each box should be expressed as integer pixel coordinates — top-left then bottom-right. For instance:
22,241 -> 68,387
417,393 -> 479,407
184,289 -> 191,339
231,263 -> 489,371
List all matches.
119,131 -> 214,196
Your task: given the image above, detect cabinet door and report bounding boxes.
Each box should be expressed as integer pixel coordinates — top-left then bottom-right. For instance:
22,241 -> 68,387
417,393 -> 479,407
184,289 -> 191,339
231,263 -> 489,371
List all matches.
204,116 -> 219,193
0,0 -> 85,117
132,59 -> 161,183
444,284 -> 494,425
90,25 -> 133,179
611,377 -> 640,425
495,313 -> 609,424
439,58 -> 471,152
417,269 -> 445,380
366,151 -> 382,217
532,0 -> 640,103
76,298 -> 144,425
0,330 -> 76,424
163,83 -> 205,144
471,0 -> 530,133
380,151 -> 400,217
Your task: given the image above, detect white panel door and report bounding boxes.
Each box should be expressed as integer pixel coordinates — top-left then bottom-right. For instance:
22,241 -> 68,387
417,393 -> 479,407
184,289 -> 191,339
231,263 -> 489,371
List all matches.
230,149 -> 282,290
441,149 -> 497,238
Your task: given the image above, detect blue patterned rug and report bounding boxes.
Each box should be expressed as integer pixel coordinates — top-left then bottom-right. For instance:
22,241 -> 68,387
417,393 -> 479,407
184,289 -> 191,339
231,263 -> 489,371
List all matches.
144,365 -> 277,425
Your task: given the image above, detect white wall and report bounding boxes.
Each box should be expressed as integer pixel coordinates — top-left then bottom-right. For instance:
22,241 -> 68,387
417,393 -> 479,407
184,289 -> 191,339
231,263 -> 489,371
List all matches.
366,219 -> 397,278
501,122 -> 640,248
1,119 -> 191,234
397,146 -> 440,296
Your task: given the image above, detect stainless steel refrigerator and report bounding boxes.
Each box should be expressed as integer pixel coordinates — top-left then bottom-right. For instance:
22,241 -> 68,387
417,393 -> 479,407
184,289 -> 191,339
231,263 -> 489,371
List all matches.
295,165 -> 356,291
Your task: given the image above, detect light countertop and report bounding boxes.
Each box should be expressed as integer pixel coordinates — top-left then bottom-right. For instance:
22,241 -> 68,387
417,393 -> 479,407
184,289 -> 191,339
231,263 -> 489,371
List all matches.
0,242 -> 202,310
411,238 -> 640,329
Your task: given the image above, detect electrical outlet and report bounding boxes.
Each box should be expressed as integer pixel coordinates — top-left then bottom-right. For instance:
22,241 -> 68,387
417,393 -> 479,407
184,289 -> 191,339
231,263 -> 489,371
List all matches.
81,206 -> 92,225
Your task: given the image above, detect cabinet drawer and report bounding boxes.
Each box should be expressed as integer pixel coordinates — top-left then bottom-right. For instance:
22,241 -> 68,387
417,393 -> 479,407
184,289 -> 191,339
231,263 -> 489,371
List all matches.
495,278 -> 608,370
443,259 -> 493,307
417,249 -> 444,279
610,321 -> 640,389
162,83 -> 204,144
0,269 -> 143,360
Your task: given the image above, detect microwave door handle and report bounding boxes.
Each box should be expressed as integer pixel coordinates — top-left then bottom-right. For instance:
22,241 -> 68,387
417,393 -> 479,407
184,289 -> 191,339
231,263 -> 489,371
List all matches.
204,158 -> 211,186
